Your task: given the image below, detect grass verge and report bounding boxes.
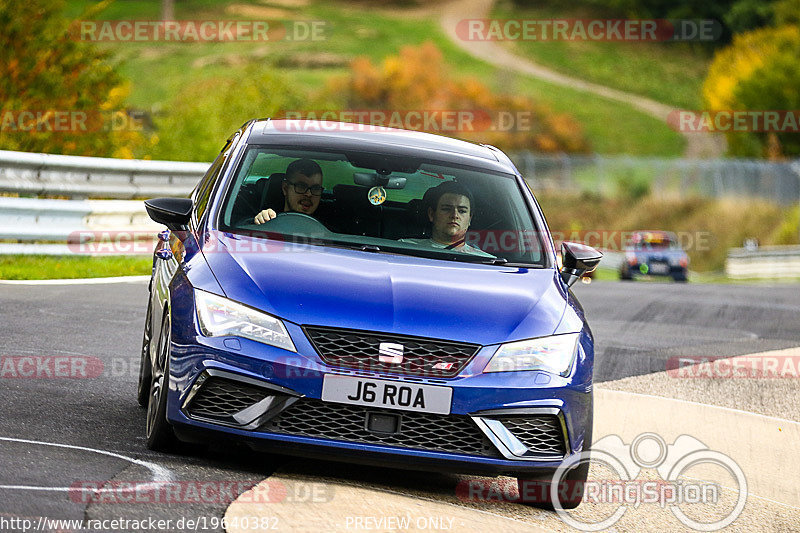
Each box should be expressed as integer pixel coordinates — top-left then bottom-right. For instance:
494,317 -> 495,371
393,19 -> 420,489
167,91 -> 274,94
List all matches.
492,0 -> 712,110
0,255 -> 152,280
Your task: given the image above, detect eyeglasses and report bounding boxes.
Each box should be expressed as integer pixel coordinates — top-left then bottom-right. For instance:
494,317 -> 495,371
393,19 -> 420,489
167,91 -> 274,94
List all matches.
286,181 -> 324,196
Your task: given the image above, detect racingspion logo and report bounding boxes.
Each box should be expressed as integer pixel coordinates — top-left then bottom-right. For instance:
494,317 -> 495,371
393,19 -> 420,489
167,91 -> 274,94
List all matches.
552,433 -> 747,531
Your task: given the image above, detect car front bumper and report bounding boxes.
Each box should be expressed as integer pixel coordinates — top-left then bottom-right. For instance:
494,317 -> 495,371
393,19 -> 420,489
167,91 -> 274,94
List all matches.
164,330 -> 593,477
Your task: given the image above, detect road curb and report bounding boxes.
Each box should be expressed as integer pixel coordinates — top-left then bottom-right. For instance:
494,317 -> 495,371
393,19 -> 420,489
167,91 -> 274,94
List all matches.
595,389 -> 800,508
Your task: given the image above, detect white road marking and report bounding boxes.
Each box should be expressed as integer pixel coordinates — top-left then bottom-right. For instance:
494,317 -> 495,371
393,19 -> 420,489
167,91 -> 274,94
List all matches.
0,436 -> 173,493
0,276 -> 149,285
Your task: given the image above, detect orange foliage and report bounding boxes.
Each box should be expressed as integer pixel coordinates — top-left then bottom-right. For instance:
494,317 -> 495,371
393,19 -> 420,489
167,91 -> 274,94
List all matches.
325,42 -> 590,153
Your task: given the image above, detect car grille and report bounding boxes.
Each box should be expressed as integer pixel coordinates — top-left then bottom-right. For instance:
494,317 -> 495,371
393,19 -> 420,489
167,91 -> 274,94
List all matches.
185,377 -> 271,419
261,399 -> 500,458
498,416 -> 566,456
303,326 -> 480,378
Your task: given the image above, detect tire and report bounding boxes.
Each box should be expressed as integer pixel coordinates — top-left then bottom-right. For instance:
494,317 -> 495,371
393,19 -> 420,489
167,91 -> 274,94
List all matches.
146,311 -> 179,451
518,411 -> 592,510
136,298 -> 153,408
672,271 -> 688,282
517,460 -> 590,510
619,266 -> 632,280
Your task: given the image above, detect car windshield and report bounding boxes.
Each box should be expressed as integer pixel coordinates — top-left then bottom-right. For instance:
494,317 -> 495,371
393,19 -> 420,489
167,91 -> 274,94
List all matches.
632,232 -> 679,250
217,146 -> 547,266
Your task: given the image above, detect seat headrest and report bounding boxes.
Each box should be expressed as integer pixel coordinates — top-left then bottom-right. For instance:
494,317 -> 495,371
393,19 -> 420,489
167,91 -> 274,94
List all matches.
264,172 -> 286,211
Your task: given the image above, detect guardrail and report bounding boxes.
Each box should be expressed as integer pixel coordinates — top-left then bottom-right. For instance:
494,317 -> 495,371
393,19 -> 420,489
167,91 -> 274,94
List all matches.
0,196 -> 161,255
726,245 -> 800,279
0,149 -> 208,199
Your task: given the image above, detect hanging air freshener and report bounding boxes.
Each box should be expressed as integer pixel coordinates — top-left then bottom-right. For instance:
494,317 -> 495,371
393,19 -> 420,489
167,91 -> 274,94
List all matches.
368,186 -> 386,205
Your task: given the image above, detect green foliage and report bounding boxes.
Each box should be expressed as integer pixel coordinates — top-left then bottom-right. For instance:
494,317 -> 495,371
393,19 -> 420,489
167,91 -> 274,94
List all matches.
152,68 -> 307,162
774,0 -> 800,25
725,0 -> 775,34
544,0 -> 789,38
571,0 -> 736,28
772,206 -> 800,244
0,0 -> 152,157
703,25 -> 800,157
614,169 -> 652,201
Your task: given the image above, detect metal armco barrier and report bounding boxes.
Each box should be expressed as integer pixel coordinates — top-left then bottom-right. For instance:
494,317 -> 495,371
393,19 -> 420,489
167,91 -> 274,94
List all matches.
0,196 -> 160,246
726,246 -> 800,279
0,149 -> 208,199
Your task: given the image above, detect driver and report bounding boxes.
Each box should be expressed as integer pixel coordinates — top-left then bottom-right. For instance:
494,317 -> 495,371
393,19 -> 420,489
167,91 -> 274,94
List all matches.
254,159 -> 323,224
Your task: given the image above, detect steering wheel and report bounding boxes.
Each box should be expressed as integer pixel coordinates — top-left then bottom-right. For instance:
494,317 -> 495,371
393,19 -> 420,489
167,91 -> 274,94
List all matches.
252,211 -> 331,237
276,212 -> 318,222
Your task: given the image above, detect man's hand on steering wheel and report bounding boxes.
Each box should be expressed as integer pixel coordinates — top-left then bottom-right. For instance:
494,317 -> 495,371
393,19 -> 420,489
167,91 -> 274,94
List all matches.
254,208 -> 278,224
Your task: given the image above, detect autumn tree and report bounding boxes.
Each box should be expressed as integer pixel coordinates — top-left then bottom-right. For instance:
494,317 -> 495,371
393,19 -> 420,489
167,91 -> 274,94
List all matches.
703,25 -> 800,157
0,0 -> 151,157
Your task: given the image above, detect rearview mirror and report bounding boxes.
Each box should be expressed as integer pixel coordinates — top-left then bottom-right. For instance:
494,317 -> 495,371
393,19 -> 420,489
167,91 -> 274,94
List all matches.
353,172 -> 407,189
144,198 -> 192,230
560,242 -> 603,287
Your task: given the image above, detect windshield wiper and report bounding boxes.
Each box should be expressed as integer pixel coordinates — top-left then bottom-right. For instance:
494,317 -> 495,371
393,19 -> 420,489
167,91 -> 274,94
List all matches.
458,256 -> 508,265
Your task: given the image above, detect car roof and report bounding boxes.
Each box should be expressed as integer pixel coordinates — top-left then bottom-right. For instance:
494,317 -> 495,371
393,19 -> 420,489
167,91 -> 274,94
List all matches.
242,119 -> 517,174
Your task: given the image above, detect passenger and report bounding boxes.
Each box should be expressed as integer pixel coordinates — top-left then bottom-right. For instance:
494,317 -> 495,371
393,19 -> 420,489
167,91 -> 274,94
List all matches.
401,181 -> 491,256
254,158 -> 323,224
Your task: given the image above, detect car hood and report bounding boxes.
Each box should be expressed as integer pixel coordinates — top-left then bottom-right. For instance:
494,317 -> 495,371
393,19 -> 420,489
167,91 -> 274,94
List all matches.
202,234 -> 568,346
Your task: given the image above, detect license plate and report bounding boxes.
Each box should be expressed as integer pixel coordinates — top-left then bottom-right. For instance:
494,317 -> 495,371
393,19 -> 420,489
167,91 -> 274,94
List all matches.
321,374 -> 452,414
649,262 -> 669,274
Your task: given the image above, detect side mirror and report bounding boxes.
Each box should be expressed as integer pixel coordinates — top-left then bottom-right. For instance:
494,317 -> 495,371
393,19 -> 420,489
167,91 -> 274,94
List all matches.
144,198 -> 192,231
560,242 -> 603,287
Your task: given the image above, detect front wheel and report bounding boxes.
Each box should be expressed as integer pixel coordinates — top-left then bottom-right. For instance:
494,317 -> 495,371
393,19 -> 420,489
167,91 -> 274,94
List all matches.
517,459 -> 590,510
146,313 -> 178,451
136,299 -> 153,407
672,271 -> 688,282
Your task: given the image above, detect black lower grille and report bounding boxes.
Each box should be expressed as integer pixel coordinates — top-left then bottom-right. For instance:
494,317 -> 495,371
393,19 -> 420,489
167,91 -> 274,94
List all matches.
262,399 -> 500,458
186,377 -> 271,419
498,416 -> 566,456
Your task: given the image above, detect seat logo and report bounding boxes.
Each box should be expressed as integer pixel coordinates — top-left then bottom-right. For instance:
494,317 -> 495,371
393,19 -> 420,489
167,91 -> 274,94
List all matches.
378,342 -> 404,364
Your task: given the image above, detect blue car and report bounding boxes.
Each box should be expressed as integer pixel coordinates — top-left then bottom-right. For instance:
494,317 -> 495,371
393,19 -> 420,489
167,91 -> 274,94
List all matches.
619,230 -> 689,282
139,119 -> 602,508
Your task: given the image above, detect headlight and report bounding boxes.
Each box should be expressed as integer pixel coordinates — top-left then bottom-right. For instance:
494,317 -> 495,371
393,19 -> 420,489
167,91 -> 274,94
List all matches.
194,289 -> 296,352
484,333 -> 580,375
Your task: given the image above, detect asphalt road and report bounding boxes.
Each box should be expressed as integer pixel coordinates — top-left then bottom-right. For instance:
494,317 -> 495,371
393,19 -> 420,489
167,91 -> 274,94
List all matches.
0,279 -> 797,532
